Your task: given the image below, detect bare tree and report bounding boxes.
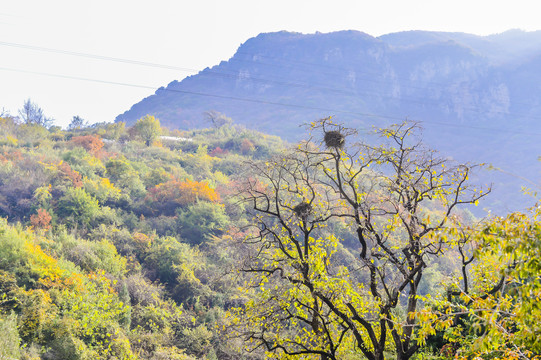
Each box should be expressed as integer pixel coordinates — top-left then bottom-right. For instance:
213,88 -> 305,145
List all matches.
68,115 -> 87,130
18,98 -> 54,128
229,118 -> 490,360
1,107 -> 13,119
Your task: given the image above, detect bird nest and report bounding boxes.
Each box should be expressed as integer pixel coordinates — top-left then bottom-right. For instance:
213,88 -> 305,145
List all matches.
324,130 -> 345,148
293,202 -> 312,218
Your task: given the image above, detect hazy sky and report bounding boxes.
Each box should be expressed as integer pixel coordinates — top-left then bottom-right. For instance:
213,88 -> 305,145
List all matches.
1,0 -> 540,127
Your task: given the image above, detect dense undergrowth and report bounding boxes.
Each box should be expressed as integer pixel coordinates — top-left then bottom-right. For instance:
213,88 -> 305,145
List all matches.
0,115 -> 282,359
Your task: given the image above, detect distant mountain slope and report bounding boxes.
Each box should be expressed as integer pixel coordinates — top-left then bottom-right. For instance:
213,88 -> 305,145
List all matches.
116,30 -> 541,212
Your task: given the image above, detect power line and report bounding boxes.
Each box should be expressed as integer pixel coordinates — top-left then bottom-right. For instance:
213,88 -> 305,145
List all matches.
1,40 -> 462,94
0,40 -> 400,100
2,40 -> 540,122
0,65 -> 389,117
0,40 -> 404,96
0,40 -> 200,73
2,65 -> 540,137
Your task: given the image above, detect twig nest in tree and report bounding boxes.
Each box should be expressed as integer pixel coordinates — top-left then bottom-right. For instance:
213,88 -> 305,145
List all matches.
324,130 -> 345,148
293,202 -> 312,219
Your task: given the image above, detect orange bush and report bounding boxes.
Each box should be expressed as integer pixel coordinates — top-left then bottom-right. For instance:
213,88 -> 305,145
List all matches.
145,179 -> 219,215
70,135 -> 104,155
209,146 -> 228,157
2,150 -> 24,162
30,208 -> 52,231
177,179 -> 220,204
57,161 -> 83,188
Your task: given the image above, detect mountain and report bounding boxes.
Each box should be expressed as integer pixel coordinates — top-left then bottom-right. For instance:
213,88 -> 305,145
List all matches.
116,30 -> 541,213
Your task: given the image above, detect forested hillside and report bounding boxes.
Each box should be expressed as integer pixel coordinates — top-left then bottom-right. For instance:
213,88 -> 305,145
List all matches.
0,115 -> 285,359
0,115 -> 538,359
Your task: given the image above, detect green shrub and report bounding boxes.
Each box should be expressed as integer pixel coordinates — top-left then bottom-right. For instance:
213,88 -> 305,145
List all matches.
57,187 -> 100,228
0,312 -> 22,359
176,202 -> 229,245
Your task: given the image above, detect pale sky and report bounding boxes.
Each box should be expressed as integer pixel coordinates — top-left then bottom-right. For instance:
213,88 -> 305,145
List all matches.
1,0 -> 540,128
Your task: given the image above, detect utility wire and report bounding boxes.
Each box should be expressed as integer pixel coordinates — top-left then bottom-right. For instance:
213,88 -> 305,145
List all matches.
2,40 -> 540,121
2,65 -> 540,137
0,66 -> 389,117
0,40 -> 199,73
0,40 -> 534,112
0,40 -> 410,96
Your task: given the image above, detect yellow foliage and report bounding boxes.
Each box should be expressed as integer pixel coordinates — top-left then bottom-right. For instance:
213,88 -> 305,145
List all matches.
25,241 -> 65,285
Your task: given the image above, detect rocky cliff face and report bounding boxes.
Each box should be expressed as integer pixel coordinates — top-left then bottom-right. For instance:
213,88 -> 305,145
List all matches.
116,30 -> 541,212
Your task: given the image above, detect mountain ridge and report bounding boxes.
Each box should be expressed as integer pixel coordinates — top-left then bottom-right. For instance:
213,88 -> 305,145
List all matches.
116,29 -> 541,212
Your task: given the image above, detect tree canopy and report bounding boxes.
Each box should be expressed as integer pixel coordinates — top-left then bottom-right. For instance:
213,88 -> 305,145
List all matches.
228,118 -> 494,360
134,115 -> 161,146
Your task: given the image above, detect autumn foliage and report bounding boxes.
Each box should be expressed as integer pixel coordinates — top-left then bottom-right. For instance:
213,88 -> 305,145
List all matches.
1,111 -> 535,359
145,179 -> 219,215
30,208 -> 52,231
0,112 -> 288,359
57,161 -> 83,188
70,135 -> 104,155
209,146 -> 228,157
